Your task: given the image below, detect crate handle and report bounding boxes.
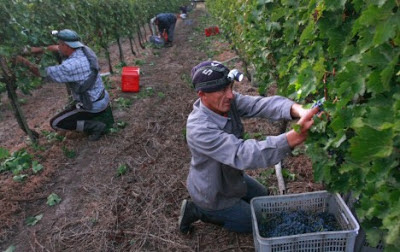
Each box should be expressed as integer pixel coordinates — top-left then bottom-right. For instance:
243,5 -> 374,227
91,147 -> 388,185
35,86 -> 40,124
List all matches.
340,210 -> 350,225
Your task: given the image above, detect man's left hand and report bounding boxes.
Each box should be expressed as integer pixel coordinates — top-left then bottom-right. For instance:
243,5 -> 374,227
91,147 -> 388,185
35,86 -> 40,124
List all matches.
286,106 -> 319,148
290,103 -> 309,118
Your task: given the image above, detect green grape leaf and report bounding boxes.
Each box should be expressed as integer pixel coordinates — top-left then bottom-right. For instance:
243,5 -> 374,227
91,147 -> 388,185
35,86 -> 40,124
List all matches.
0,147 -> 10,160
324,0 -> 346,11
295,62 -> 317,98
32,161 -> 43,174
368,159 -> 394,183
312,57 -> 325,82
365,226 -> 385,247
336,64 -> 366,101
117,121 -> 127,129
26,214 -> 43,226
282,168 -> 296,181
4,245 -> 16,252
299,22 -> 315,44
362,46 -> 391,67
329,113 -> 347,131
373,14 -> 398,45
338,163 -> 355,174
376,0 -> 389,7
363,105 -> 394,130
331,133 -> 347,148
47,193 -> 61,206
380,56 -> 397,90
258,0 -> 274,5
357,5 -> 381,27
367,70 -> 385,94
356,28 -> 375,53
350,117 -> 364,129
117,164 -> 128,176
13,174 -> 28,182
349,127 -> 393,162
382,202 -> 400,246
312,158 -> 335,183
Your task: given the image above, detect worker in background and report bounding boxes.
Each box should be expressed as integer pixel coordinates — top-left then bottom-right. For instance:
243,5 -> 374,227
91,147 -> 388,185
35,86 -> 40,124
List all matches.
150,13 -> 178,47
15,29 -> 114,141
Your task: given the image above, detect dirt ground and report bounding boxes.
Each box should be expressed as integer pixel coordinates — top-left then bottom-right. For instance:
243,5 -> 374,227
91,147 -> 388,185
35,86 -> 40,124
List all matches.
0,4 -> 323,251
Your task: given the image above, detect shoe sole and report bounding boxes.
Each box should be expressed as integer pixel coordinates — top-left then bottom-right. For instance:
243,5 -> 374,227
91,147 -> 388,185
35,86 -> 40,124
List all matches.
178,199 -> 188,229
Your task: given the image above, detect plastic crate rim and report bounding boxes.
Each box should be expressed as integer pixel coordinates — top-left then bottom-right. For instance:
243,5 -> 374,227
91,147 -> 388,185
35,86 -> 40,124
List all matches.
250,190 -> 360,241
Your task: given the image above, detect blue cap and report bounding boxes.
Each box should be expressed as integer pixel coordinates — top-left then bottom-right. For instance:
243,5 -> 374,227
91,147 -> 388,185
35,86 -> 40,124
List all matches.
56,29 -> 84,48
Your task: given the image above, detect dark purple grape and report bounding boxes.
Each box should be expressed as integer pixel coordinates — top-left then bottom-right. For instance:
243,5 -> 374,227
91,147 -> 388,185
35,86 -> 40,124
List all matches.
258,209 -> 340,238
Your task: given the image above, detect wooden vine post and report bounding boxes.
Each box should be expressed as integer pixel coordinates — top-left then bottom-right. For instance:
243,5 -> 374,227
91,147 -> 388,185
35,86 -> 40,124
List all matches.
274,162 -> 286,195
116,37 -> 125,64
0,56 -> 38,144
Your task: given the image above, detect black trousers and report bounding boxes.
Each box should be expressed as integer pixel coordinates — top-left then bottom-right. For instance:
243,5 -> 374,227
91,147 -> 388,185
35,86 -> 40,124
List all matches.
50,104 -> 113,132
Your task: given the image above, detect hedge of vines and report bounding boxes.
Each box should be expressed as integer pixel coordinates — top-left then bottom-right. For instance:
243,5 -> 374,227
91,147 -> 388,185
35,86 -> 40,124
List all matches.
0,0 -> 188,142
0,0 -> 188,94
207,0 -> 399,250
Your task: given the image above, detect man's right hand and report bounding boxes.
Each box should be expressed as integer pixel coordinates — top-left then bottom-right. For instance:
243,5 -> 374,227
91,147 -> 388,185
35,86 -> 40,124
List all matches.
46,45 -> 59,52
27,45 -> 59,54
29,47 -> 44,54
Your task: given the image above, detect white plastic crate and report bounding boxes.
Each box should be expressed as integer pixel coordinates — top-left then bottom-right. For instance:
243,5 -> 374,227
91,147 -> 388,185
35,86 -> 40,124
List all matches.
250,191 -> 359,252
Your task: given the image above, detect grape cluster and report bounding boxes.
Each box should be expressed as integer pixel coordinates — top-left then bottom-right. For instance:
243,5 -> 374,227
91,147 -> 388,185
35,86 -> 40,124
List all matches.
258,210 -> 340,238
311,97 -> 325,111
328,149 -> 345,166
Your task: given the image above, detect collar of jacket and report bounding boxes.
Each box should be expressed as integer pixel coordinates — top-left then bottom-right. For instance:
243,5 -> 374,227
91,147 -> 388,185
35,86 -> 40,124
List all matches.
198,99 -> 231,129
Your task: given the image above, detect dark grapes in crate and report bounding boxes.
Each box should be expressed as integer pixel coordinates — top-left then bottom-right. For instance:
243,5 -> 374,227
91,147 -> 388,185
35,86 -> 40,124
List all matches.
258,210 -> 340,238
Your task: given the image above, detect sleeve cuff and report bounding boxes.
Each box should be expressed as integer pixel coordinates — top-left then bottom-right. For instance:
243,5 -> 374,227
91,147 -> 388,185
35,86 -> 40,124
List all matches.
265,133 -> 292,159
39,65 -> 47,78
283,100 -> 296,120
273,133 -> 291,152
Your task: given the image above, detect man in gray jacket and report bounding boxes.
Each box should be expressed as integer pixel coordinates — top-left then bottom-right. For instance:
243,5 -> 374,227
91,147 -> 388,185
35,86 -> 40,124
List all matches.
179,61 -> 319,234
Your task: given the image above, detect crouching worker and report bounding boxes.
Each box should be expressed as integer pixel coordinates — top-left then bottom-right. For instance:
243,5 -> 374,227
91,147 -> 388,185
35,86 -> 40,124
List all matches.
15,29 -> 114,141
150,13 -> 178,47
178,61 -> 319,234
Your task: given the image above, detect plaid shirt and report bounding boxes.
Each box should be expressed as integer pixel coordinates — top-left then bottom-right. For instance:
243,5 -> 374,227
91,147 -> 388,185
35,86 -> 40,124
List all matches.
46,48 -> 104,106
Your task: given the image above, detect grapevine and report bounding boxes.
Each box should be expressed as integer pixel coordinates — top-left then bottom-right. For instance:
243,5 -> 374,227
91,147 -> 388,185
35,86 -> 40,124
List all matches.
0,0 -> 188,142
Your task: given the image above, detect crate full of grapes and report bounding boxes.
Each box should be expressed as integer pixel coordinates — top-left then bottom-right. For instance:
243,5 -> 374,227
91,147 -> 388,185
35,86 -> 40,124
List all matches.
250,191 -> 359,252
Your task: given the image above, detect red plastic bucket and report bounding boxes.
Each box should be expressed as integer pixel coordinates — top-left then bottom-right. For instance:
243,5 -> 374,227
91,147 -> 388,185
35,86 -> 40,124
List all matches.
162,30 -> 168,42
121,66 -> 140,92
205,26 -> 219,37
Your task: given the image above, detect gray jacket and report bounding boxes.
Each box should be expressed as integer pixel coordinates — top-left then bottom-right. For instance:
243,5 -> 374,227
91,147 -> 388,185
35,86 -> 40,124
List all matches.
186,92 -> 295,210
